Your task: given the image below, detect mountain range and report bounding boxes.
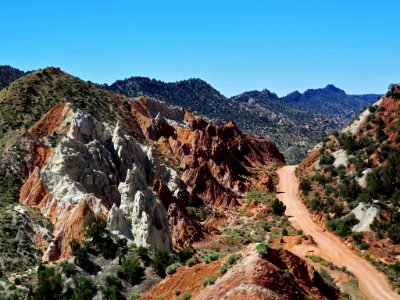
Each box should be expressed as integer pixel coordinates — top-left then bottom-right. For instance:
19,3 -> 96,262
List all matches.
0,65 -> 379,163
103,77 -> 379,163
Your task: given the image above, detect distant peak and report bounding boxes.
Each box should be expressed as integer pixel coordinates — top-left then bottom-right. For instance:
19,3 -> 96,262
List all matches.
324,84 -> 345,93
285,90 -> 302,97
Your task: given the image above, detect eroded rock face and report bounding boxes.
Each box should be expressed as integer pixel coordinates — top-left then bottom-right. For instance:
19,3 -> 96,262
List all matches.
131,97 -> 285,207
153,180 -> 205,249
19,104 -> 181,259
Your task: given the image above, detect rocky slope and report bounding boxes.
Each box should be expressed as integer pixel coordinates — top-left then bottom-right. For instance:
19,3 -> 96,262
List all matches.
141,244 -> 340,300
297,83 -> 400,291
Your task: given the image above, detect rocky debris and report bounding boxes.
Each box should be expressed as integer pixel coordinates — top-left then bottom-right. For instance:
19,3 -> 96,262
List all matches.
132,97 -> 285,207
141,244 -> 341,300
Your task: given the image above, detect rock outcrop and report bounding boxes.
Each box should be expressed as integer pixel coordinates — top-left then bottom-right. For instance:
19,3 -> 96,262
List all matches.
131,97 -> 285,207
19,104 -> 181,259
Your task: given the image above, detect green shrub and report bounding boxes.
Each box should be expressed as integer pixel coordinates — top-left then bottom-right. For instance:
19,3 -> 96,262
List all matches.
256,243 -> 268,255
174,289 -> 181,296
358,241 -> 370,250
351,232 -> 363,243
151,248 -> 171,278
72,275 -> 97,300
388,224 -> 400,244
327,214 -> 357,238
130,294 -> 141,300
117,257 -> 144,285
202,251 -> 219,264
281,228 -> 288,236
227,253 -> 241,265
368,105 -> 377,113
178,247 -> 193,263
165,263 -> 179,275
220,263 -> 228,275
185,258 -> 197,267
177,292 -> 191,300
203,275 -> 217,286
137,246 -> 151,266
70,239 -> 89,266
271,199 -> 286,216
259,221 -> 270,231
320,154 -> 335,165
61,262 -> 77,278
155,296 -> 163,300
101,275 -> 123,300
299,178 -> 311,195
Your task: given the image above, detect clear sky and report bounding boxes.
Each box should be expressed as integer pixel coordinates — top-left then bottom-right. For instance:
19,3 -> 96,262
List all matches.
1,0 -> 399,97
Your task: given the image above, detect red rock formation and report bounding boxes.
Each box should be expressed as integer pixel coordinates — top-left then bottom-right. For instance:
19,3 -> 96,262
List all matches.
19,168 -> 47,206
29,103 -> 69,137
153,180 -> 205,249
256,174 -> 275,192
132,98 -> 285,207
141,244 -> 341,300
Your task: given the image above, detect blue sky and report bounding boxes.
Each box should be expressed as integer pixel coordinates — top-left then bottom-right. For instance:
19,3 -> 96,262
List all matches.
1,0 -> 399,96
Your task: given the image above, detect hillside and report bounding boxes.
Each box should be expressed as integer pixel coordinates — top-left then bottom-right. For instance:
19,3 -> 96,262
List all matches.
0,65 -> 26,91
0,67 -> 344,300
103,77 -> 377,164
297,83 -> 400,292
231,89 -> 340,163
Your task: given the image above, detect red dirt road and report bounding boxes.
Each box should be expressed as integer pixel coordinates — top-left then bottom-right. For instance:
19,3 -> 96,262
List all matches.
277,165 -> 399,300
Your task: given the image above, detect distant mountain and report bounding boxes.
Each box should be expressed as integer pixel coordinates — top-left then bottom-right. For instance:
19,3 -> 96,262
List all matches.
281,84 -> 379,121
0,65 -> 26,90
103,78 -> 377,163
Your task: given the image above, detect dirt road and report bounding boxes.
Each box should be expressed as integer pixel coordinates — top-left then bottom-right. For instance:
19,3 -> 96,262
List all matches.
277,165 -> 399,300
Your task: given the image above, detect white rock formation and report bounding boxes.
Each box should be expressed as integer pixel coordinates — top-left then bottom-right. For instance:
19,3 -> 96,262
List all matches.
342,98 -> 382,135
351,202 -> 380,232
37,107 -> 180,253
332,149 -> 349,168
